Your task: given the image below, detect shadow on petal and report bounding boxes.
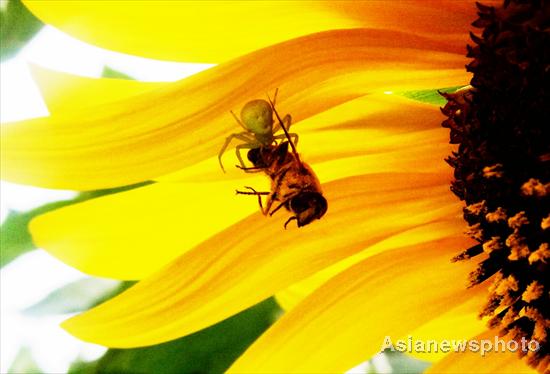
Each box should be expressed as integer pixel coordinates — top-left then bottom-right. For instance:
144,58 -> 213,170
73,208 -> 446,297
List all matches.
2,29 -> 466,190
61,172 -> 459,347
229,235 -> 484,373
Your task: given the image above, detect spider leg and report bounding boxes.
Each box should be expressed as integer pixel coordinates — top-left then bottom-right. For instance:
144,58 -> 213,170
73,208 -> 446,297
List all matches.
269,100 -> 301,163
230,110 -> 248,131
218,132 -> 255,172
235,143 -> 261,171
272,113 -> 292,135
271,88 -> 279,107
273,132 -> 299,147
283,113 -> 292,129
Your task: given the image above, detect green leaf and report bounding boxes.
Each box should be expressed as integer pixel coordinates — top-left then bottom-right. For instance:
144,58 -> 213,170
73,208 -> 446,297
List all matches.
1,201 -> 75,267
398,86 -> 462,106
0,182 -> 152,268
101,66 -> 134,80
23,278 -> 127,316
76,182 -> 153,201
0,0 -> 43,61
67,359 -> 97,374
69,298 -> 283,374
25,279 -> 135,315
8,347 -> 42,374
383,350 -> 431,374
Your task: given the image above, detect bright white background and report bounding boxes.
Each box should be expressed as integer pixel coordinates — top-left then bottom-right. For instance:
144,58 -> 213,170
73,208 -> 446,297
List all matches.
0,24 -> 212,373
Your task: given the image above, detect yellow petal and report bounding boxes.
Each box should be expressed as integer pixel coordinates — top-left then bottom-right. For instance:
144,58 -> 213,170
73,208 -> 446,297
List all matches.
30,179 -> 263,280
276,218 -> 466,311
1,29 -> 466,190
62,172 -> 459,346
30,65 -> 168,114
29,149 -> 435,280
157,94 -> 458,183
327,1 -> 499,46
23,0 -> 478,63
30,145 -> 453,280
29,95 -> 454,280
229,236 -> 483,373
406,288 -> 488,362
426,330 -> 538,374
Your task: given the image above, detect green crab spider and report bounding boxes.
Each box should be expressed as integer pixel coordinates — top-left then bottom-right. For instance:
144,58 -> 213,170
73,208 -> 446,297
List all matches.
218,89 -> 298,172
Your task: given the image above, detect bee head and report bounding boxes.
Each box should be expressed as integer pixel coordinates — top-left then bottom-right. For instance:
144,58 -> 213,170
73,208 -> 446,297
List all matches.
247,142 -> 289,169
288,191 -> 328,227
247,147 -> 261,164
240,99 -> 273,135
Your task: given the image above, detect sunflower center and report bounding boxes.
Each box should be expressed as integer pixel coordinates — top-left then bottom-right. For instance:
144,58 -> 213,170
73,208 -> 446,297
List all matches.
441,1 -> 549,371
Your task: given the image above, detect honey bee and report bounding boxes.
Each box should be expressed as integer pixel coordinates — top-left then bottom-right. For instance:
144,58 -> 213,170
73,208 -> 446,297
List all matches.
236,95 -> 327,228
218,89 -> 298,172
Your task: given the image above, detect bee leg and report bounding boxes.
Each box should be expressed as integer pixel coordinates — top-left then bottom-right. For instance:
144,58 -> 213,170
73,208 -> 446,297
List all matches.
235,186 -> 269,195
268,200 -> 288,216
236,187 -> 269,212
218,132 -> 255,172
236,165 -> 265,172
258,188 -> 281,217
284,216 -> 297,229
264,168 -> 291,217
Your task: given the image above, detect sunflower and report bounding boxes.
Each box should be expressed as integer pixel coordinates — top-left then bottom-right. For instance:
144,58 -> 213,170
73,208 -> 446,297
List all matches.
1,1 -> 547,373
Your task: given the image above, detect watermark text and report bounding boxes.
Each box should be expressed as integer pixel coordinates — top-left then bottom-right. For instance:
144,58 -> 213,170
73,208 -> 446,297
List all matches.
381,335 -> 540,357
